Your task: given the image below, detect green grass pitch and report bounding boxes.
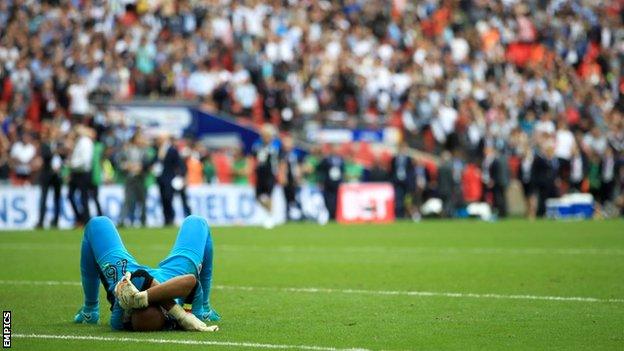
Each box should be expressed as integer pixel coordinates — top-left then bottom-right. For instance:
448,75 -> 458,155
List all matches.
1,220 -> 623,350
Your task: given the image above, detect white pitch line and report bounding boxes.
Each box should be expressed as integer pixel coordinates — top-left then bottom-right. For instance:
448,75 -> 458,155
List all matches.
12,333 -> 371,351
2,242 -> 624,255
213,285 -> 624,303
218,245 -> 624,256
1,279 -> 623,303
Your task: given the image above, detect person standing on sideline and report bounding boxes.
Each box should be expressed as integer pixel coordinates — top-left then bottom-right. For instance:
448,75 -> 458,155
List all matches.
251,124 -> 280,228
482,146 -> 508,217
175,144 -> 192,218
532,143 -> 560,217
88,127 -> 103,216
37,125 -> 64,228
318,144 -> 345,220
280,135 -> 301,221
437,151 -> 455,217
519,143 -> 537,219
153,133 -> 184,226
68,125 -> 94,226
390,142 -> 415,218
231,147 -> 250,185
118,132 -> 150,227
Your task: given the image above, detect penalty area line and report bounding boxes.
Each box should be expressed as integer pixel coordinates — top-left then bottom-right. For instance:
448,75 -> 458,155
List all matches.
13,333 -> 372,351
1,279 -> 623,303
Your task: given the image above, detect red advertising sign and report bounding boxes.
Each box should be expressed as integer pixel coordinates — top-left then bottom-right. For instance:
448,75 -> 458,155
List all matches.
336,183 -> 395,223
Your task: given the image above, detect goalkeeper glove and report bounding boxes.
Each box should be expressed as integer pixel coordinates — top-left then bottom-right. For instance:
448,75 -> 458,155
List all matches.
169,305 -> 219,332
114,272 -> 149,310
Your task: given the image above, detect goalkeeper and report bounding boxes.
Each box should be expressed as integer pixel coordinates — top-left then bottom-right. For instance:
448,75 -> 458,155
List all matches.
73,215 -> 220,331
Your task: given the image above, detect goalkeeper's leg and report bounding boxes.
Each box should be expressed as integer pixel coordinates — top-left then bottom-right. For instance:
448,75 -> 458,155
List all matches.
74,223 -> 101,324
75,216 -> 135,324
159,215 -> 220,321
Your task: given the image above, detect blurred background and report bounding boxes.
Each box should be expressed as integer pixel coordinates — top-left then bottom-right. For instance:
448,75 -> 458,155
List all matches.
0,0 -> 623,229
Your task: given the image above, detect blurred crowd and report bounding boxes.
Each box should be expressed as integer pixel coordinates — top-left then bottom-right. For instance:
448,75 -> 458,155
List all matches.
1,0 -> 624,224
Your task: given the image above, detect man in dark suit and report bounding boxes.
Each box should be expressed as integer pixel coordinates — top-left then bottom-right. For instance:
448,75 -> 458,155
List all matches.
280,135 -> 301,221
482,146 -> 509,218
317,144 -> 345,219
532,143 -> 560,217
37,125 -> 64,228
438,151 -> 455,217
153,133 -> 184,226
390,142 -> 415,218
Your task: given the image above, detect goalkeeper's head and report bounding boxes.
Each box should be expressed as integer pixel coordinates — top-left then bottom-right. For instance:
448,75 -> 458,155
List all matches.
131,305 -> 166,331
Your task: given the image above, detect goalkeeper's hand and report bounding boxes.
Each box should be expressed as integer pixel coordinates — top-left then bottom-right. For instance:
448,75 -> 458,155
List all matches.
114,272 -> 148,310
169,305 -> 219,332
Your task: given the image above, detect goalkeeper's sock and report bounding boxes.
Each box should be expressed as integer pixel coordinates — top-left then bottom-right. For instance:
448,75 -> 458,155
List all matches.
73,305 -> 99,324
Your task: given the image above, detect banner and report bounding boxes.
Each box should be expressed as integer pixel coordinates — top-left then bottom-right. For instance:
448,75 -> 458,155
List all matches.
107,105 -> 194,139
306,128 -> 401,145
0,185 -> 276,230
336,183 -> 395,223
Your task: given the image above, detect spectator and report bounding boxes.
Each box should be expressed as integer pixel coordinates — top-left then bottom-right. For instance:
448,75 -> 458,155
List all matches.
89,127 -> 104,217
68,125 -> 94,226
231,147 -> 250,185
569,145 -> 587,193
234,76 -> 257,118
153,133 -> 184,226
437,151 -> 456,217
0,128 -> 9,184
600,147 -> 617,207
555,119 -> 576,186
344,149 -> 363,183
367,152 -> 389,182
390,142 -> 415,218
533,143 -> 560,217
462,162 -> 482,205
251,124 -> 280,228
482,146 -> 509,218
318,144 -> 345,219
118,132 -> 150,227
9,131 -> 36,185
36,125 -> 64,228
184,143 -> 204,186
303,145 -> 322,186
175,148 -> 192,219
67,76 -> 90,119
519,143 -> 537,219
280,136 -> 301,220
201,149 -> 217,184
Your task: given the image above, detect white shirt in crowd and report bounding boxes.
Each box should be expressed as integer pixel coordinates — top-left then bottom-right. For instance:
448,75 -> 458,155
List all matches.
70,135 -> 94,172
555,128 -> 576,160
450,36 -> 470,63
298,92 -> 319,115
234,83 -> 257,109
583,133 -> 607,155
68,83 -> 90,115
10,141 -> 36,175
534,119 -> 556,135
187,69 -> 216,96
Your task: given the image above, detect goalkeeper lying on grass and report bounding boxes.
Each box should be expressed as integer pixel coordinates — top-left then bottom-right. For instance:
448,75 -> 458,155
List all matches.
73,215 -> 220,331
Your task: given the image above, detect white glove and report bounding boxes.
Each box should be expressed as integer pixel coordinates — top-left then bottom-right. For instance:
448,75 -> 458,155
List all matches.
169,305 -> 219,332
114,272 -> 148,310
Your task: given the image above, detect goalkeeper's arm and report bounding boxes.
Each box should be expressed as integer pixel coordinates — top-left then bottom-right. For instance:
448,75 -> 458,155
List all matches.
117,274 -> 218,332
